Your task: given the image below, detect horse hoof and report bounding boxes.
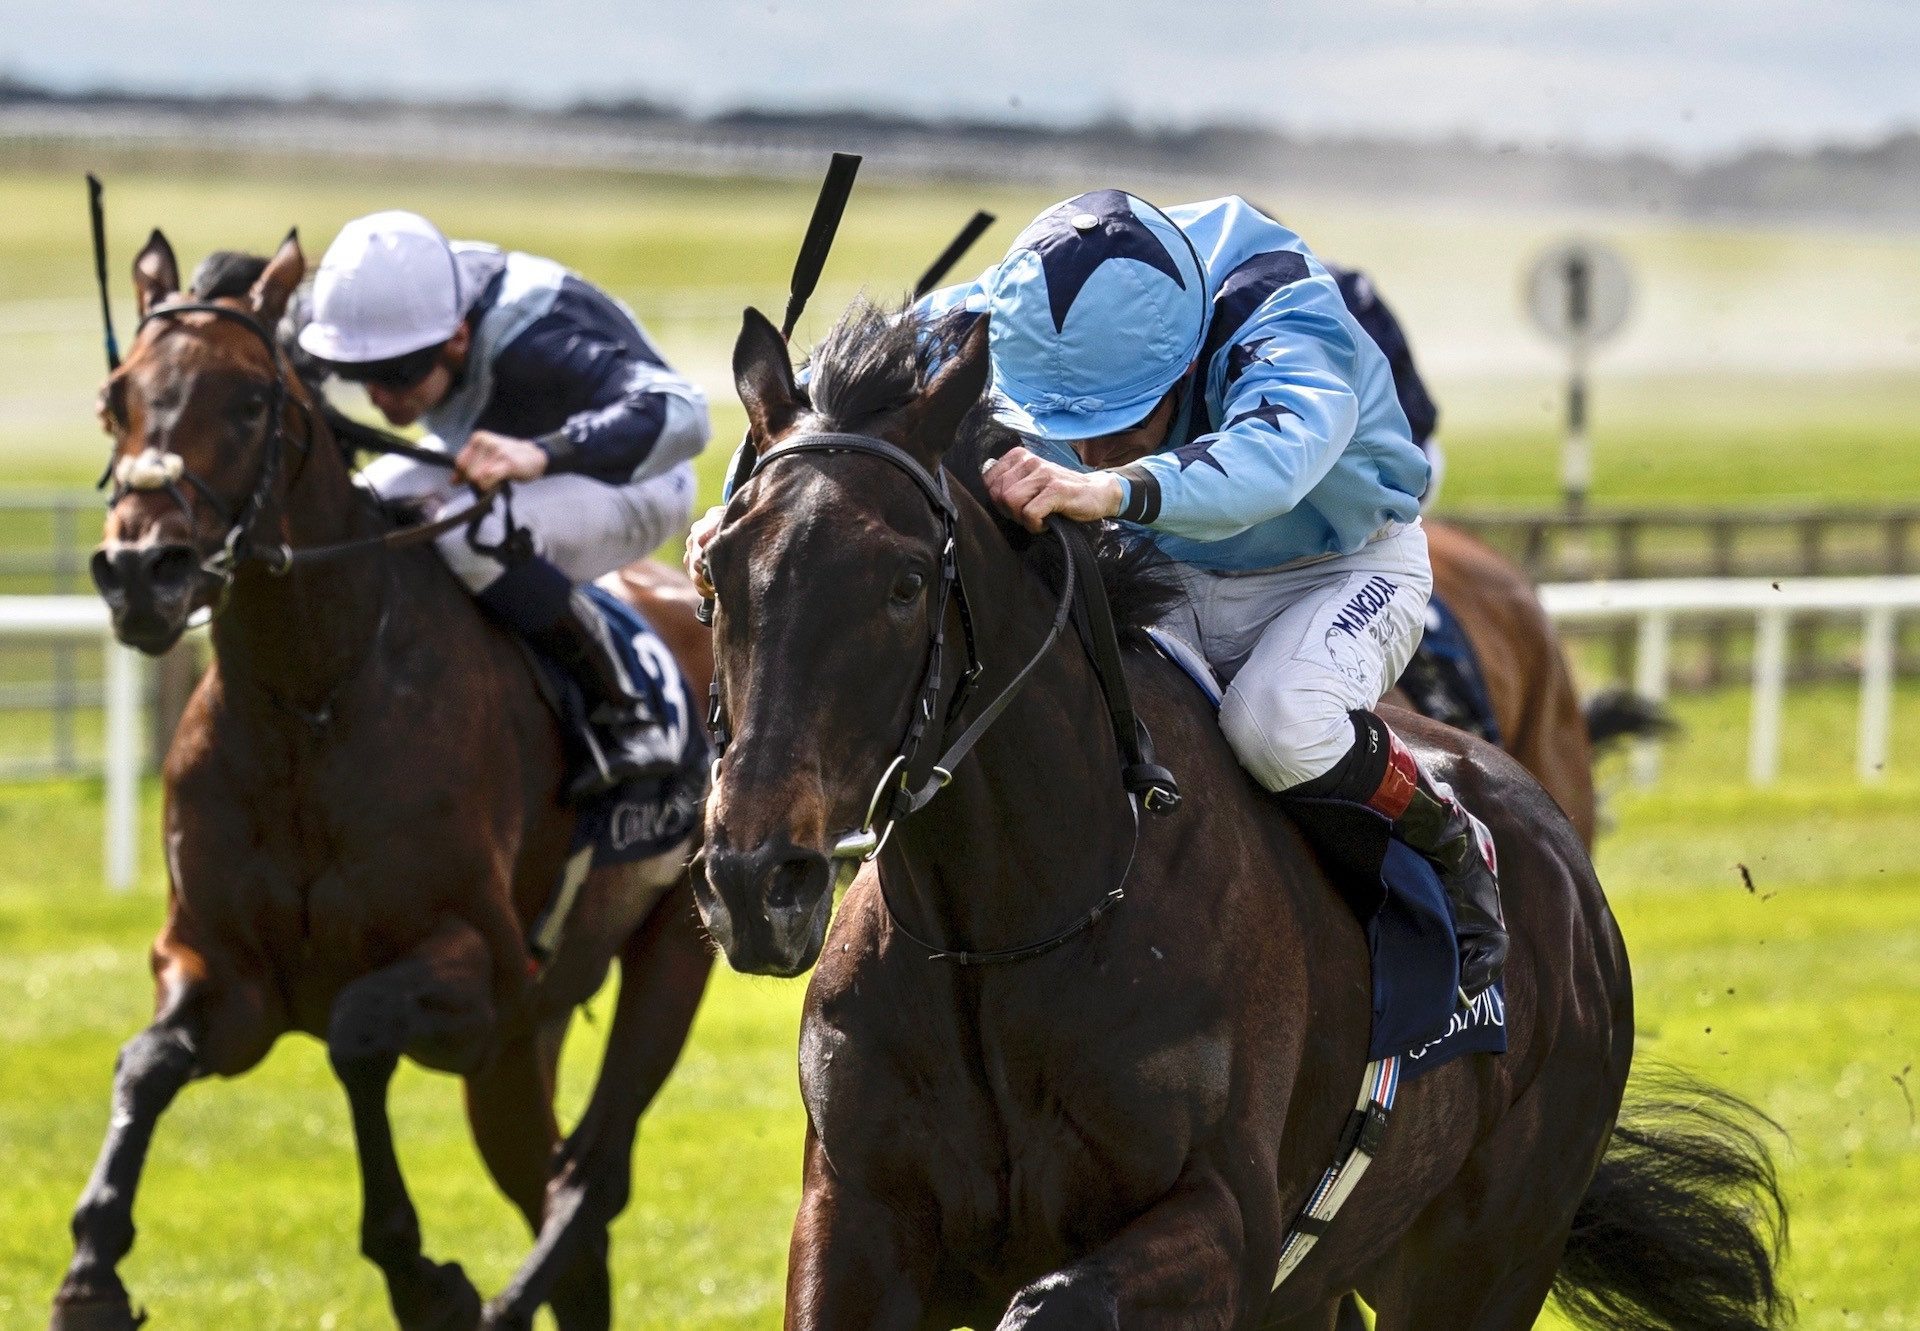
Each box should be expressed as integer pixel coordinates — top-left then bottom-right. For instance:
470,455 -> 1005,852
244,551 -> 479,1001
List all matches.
48,1295 -> 147,1331
396,1260 -> 482,1331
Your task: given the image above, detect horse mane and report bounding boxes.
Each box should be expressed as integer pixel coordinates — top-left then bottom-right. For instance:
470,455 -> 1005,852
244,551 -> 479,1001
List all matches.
805,299 -> 1182,634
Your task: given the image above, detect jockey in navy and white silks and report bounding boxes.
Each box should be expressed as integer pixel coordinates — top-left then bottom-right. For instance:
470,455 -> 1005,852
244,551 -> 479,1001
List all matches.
300,211 -> 709,799
927,192 -> 1505,997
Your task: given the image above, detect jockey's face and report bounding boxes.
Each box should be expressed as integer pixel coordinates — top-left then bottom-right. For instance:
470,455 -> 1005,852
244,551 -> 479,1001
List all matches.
1072,370 -> 1187,471
364,323 -> 471,427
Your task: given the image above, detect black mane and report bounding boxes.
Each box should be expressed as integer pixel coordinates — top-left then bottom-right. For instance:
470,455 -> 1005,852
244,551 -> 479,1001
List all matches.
190,251 -> 268,302
805,299 -> 1181,634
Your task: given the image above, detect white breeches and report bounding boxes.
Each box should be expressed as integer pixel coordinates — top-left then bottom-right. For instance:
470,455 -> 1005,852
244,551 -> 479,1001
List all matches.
358,455 -> 697,592
1157,522 -> 1433,792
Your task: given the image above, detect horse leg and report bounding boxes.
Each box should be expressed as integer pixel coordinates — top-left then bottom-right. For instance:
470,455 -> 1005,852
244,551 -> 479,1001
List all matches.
1366,1219 -> 1571,1331
328,924 -> 498,1331
482,876 -> 712,1331
997,1167 -> 1249,1330
52,970 -> 275,1331
785,1130 -> 939,1331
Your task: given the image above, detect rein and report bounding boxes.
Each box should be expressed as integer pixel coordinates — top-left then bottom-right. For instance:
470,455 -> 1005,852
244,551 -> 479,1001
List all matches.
101,301 -> 502,601
710,430 -> 1178,966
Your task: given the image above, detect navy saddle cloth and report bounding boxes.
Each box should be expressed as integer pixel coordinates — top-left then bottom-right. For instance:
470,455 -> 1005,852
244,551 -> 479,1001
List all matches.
1147,629 -> 1506,1081
527,584 -> 709,869
1395,592 -> 1502,748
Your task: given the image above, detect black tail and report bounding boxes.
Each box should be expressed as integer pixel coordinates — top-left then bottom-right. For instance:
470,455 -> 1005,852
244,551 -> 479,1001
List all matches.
1554,1070 -> 1791,1330
1586,688 -> 1679,752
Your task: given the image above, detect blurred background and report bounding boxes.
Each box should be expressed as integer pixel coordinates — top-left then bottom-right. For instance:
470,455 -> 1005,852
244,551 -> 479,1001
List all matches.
2,3 -> 1917,1326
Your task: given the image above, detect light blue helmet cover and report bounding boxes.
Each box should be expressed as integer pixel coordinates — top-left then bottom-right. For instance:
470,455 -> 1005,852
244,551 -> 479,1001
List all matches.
984,190 -> 1209,441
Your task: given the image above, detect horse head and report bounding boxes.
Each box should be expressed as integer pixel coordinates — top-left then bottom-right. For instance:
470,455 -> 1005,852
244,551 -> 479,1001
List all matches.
90,228 -> 308,654
697,302 -> 991,976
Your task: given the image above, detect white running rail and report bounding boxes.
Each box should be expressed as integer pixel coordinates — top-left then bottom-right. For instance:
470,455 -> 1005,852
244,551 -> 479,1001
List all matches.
1540,576 -> 1920,785
5,577 -> 1919,890
0,596 -> 140,890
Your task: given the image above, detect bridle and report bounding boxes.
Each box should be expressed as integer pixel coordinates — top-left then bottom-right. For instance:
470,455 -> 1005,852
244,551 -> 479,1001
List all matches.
708,430 -> 1178,966
100,300 -> 501,617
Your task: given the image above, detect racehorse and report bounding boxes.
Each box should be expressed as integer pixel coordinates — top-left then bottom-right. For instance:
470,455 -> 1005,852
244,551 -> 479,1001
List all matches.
54,233 -> 713,1331
1411,521 -> 1606,846
695,299 -> 1786,1329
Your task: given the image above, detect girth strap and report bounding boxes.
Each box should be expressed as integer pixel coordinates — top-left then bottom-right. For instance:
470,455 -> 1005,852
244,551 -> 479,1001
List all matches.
1270,1056 -> 1400,1290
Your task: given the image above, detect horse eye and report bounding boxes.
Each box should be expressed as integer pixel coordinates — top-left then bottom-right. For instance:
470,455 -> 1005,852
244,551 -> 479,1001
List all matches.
890,570 -> 926,605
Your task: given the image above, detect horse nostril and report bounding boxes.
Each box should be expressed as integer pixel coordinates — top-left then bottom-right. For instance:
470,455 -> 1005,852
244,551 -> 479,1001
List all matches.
145,545 -> 199,593
766,851 -> 828,913
89,549 -> 121,595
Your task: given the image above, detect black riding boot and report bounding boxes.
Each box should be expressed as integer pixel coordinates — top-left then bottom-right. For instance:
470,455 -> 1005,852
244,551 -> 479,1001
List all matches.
1392,776 -> 1507,1000
1298,710 -> 1509,1001
536,589 -> 682,801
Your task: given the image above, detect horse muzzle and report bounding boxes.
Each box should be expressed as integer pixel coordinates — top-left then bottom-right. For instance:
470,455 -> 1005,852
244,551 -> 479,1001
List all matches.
694,837 -> 835,977
90,541 -> 204,654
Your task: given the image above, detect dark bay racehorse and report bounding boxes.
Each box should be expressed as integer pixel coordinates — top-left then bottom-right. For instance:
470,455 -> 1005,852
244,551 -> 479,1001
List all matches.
696,300 -> 1786,1329
54,233 -> 713,1331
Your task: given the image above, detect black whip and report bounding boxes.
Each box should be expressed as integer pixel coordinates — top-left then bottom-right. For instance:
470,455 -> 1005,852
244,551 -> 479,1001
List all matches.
86,173 -> 120,372
913,211 -> 996,300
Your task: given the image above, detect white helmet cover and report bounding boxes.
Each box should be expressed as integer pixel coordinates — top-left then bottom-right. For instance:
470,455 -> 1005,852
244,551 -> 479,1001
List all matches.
298,210 -> 465,364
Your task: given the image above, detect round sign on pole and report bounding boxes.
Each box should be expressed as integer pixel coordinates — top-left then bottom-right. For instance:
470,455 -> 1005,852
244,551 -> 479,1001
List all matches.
1525,240 -> 1633,348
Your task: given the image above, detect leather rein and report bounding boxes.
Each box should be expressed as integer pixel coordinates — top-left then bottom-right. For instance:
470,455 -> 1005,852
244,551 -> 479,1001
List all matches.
101,300 -> 501,612
708,430 -> 1179,966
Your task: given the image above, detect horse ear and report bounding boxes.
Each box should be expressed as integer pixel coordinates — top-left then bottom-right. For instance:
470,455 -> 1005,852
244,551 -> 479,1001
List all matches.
132,229 -> 179,318
907,315 -> 990,458
250,229 -> 305,325
733,306 -> 799,442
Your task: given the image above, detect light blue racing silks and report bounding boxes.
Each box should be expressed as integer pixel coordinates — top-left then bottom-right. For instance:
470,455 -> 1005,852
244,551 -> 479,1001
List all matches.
920,194 -> 1429,572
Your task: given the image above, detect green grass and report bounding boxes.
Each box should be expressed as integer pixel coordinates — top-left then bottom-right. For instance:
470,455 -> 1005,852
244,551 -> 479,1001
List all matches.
3,142 -> 1919,1326
3,684 -> 1920,1327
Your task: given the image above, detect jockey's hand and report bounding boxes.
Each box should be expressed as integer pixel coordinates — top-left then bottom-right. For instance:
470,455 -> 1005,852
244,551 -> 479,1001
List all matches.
455,430 -> 549,491
685,504 -> 725,597
981,446 -> 1125,533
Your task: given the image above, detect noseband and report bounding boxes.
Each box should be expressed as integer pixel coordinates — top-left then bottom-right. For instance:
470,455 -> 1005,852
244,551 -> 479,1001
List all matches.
709,431 -> 1177,965
104,301 -> 312,587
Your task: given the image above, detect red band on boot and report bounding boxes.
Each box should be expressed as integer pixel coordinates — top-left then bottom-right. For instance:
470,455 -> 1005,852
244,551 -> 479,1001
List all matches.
1366,733 -> 1419,821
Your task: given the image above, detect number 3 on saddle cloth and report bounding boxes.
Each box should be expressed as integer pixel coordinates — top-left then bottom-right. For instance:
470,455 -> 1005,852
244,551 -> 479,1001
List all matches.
519,585 -> 711,966
1148,628 -> 1506,1078
1393,594 -> 1502,749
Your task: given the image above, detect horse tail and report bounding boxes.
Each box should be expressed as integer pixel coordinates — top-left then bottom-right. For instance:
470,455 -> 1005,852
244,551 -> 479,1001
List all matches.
1553,1069 -> 1791,1331
1584,688 -> 1678,753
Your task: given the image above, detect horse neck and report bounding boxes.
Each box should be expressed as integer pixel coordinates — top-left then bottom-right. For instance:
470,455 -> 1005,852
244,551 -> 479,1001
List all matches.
209,408 -> 390,714
884,498 -> 1136,954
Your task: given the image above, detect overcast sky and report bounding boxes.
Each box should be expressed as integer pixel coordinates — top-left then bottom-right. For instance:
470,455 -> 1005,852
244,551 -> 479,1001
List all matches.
9,0 -> 1917,158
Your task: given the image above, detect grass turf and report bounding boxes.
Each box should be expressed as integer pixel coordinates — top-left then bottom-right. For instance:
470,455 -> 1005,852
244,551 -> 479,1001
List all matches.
2,683 -> 1919,1327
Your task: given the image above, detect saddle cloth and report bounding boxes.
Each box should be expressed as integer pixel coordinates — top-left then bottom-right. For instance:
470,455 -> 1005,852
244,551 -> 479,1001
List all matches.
1394,592 -> 1502,747
1147,628 -> 1506,1080
521,585 -> 709,962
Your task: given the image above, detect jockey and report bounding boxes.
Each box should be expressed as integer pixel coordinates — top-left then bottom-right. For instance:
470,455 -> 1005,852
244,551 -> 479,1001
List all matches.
692,191 -> 1503,997
300,210 -> 709,800
1332,266 -> 1445,512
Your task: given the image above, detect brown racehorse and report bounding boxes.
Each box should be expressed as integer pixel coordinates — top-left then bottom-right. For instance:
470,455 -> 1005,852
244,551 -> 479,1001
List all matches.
53,234 -> 713,1331
695,300 -> 1786,1330
1411,521 -> 1602,845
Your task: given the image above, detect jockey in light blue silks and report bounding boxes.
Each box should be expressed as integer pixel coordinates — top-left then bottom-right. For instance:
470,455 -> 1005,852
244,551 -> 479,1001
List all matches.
301,211 -> 710,800
956,191 -> 1505,997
